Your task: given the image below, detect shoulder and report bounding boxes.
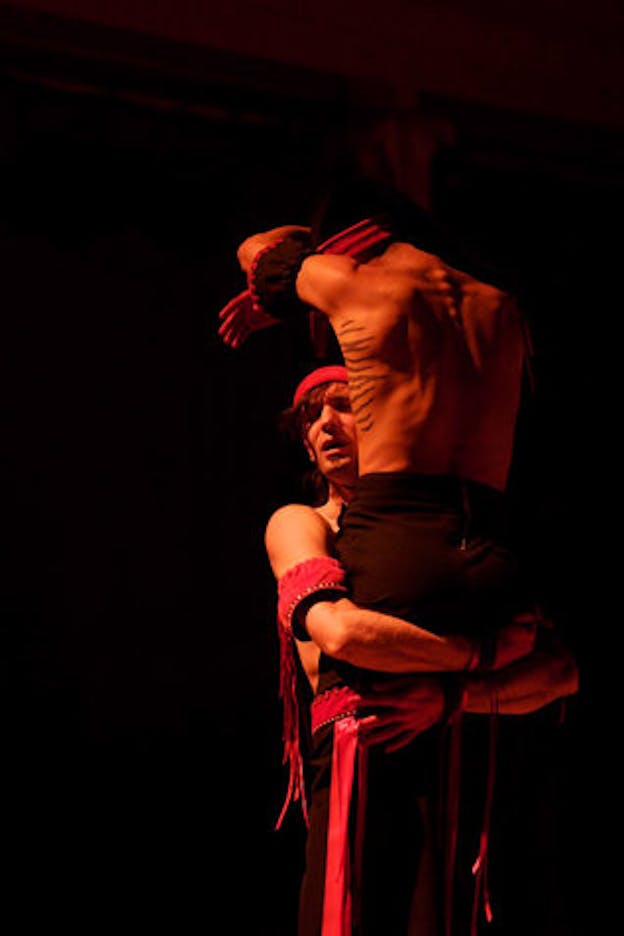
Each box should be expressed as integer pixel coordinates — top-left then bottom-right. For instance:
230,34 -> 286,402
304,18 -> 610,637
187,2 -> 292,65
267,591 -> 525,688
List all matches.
297,251 -> 402,317
265,503 -> 334,579
296,253 -> 359,315
266,500 -> 326,524
265,503 -> 331,549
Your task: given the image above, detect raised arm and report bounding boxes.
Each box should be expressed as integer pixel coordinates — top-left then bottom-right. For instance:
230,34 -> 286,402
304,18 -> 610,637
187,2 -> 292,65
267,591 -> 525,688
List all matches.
238,224 -> 377,319
220,226 -> 383,352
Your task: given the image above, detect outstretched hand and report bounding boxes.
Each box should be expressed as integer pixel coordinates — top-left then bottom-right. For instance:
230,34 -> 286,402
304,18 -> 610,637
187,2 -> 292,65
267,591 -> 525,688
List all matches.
217,289 -> 281,349
218,225 -> 310,349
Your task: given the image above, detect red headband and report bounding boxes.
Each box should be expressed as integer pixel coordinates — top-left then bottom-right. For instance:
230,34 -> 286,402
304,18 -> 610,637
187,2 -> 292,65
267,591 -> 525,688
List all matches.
292,366 -> 348,406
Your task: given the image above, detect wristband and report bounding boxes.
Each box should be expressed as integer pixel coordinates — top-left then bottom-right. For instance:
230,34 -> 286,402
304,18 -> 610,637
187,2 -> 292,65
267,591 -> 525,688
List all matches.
248,232 -> 315,321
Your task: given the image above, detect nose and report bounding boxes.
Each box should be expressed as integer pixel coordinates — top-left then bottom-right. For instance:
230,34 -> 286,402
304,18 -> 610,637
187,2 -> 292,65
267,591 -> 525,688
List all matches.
319,401 -> 340,426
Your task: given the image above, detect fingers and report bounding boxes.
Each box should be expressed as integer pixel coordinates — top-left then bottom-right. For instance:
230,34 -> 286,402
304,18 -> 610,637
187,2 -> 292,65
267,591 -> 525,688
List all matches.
217,319 -> 245,348
217,290 -> 252,348
217,316 -> 237,339
360,720 -> 401,747
216,288 -> 281,349
219,317 -> 279,348
218,290 -> 250,321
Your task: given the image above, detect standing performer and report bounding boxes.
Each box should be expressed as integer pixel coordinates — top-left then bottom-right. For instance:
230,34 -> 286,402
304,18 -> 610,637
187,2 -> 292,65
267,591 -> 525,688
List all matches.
264,365 -> 577,936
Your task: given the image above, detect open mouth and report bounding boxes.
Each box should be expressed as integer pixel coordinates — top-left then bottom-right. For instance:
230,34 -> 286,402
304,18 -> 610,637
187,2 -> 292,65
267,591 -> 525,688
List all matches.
322,439 -> 347,455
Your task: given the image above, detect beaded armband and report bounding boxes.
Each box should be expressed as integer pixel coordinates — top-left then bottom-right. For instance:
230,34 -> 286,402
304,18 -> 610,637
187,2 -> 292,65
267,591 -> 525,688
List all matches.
248,231 -> 315,322
277,555 -> 348,637
274,555 -> 348,829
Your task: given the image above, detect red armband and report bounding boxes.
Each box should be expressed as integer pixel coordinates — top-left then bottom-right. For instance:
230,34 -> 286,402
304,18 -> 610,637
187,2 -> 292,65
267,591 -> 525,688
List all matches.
274,556 -> 348,830
277,555 -> 348,635
247,231 -> 314,321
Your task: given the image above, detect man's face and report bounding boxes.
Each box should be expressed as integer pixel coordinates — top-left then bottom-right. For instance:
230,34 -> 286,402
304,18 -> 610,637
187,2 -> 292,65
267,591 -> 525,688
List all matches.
302,382 -> 358,483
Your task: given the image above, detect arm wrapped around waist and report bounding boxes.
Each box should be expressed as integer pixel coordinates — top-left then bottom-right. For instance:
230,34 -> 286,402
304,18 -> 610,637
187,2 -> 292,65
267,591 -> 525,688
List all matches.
248,231 -> 315,321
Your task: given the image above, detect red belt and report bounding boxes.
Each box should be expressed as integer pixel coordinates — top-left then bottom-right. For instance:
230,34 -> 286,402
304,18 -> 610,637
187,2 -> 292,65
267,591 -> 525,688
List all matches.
311,683 -> 446,936
311,682 -> 497,936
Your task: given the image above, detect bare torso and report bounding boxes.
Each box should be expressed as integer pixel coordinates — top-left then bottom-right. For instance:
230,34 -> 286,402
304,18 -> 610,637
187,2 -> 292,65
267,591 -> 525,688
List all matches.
299,242 -> 526,492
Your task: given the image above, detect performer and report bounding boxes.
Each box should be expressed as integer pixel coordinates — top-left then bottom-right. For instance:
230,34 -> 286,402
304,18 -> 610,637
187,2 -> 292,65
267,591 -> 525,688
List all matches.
265,364 -> 577,936
219,179 -> 529,645
218,178 -> 570,934
220,180 -> 535,689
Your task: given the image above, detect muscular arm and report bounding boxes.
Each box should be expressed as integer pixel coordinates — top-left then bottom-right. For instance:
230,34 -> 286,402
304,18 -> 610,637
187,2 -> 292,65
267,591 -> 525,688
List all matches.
266,504 -> 576,715
266,504 -> 481,674
304,598 -> 476,672
237,225 -> 370,315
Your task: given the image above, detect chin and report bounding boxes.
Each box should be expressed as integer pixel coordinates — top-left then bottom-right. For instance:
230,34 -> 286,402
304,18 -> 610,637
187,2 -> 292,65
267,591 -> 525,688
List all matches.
325,457 -> 355,478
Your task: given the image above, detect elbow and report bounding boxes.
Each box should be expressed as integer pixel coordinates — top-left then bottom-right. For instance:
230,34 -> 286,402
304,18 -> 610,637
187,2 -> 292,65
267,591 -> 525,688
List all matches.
237,236 -> 263,273
306,603 -> 353,660
319,621 -> 352,661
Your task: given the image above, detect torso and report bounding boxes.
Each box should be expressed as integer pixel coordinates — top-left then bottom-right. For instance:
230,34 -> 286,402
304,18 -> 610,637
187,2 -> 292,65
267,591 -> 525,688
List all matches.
328,243 -> 526,492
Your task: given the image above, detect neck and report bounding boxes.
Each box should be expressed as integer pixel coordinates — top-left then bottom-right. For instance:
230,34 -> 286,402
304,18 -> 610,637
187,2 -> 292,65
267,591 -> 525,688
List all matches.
326,481 -> 354,512
317,482 -> 354,534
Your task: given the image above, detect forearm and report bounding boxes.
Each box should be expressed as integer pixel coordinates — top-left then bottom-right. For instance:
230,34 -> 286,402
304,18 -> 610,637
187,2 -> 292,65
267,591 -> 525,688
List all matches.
304,599 -> 475,672
465,647 -> 579,715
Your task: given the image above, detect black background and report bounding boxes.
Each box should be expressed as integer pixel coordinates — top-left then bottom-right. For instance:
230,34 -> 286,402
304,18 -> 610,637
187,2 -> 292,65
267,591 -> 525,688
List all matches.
2,25 -> 619,934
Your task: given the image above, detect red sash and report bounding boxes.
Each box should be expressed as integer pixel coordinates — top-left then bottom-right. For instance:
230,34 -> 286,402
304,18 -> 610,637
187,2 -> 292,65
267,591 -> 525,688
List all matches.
311,684 -> 446,936
311,682 -> 498,936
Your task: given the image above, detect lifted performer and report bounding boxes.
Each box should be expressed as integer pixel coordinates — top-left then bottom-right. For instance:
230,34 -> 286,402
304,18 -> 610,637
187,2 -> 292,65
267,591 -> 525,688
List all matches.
218,180 -> 568,934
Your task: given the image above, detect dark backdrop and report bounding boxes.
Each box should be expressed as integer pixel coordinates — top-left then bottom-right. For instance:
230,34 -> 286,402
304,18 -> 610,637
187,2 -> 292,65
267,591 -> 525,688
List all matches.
2,55 -> 617,935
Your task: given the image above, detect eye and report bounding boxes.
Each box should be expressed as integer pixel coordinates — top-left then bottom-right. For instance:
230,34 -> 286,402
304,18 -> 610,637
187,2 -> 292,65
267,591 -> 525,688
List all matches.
304,400 -> 323,423
327,396 -> 351,413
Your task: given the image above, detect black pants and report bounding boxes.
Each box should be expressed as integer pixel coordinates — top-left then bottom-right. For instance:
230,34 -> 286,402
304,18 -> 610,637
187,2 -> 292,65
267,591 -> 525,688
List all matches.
300,473 -> 527,935
335,472 -> 520,642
